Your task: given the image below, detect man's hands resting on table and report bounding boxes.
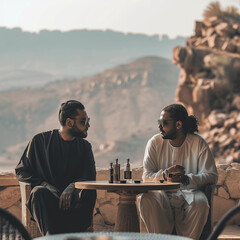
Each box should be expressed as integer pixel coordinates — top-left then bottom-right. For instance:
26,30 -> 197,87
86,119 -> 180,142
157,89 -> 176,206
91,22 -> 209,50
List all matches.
164,165 -> 189,185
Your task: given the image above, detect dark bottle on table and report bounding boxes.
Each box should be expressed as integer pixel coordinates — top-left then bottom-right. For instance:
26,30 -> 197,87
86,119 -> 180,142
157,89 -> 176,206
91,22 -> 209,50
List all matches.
124,158 -> 132,183
113,158 -> 120,183
109,162 -> 114,183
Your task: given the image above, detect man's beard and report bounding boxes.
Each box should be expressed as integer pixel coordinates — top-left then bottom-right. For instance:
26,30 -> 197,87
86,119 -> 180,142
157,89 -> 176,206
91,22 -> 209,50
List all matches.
68,123 -> 87,138
160,127 -> 177,140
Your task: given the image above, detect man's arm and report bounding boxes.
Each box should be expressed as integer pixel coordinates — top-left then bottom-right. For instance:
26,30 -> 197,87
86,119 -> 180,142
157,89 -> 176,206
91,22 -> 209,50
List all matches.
184,146 -> 218,189
142,138 -> 165,182
15,138 -> 44,188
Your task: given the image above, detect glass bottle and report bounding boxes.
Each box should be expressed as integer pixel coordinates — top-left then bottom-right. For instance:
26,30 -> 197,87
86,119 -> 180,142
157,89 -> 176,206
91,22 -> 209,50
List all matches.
109,162 -> 114,183
113,158 -> 120,183
124,158 -> 132,183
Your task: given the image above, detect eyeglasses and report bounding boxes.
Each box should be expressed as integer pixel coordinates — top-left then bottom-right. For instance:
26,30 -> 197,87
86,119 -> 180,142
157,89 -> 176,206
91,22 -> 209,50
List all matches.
157,119 -> 175,127
71,117 -> 90,126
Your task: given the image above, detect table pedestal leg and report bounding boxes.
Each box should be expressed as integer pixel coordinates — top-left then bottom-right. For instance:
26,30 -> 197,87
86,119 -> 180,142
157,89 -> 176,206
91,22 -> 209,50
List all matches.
114,194 -> 140,232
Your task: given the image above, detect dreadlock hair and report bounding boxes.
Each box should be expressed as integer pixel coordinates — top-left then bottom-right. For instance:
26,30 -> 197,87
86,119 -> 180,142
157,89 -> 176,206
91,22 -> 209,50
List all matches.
163,104 -> 198,135
58,100 -> 85,126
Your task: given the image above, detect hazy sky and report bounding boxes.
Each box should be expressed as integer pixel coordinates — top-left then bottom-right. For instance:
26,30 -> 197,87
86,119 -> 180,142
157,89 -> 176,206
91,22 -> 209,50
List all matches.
1,0 -> 240,38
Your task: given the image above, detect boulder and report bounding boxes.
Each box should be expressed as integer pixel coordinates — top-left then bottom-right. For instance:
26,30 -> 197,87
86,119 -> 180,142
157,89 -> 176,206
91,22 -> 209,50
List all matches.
217,164 -> 230,170
212,196 -> 236,225
225,155 -> 234,164
233,23 -> 240,32
217,168 -> 228,185
224,118 -> 236,129
203,16 -> 220,27
215,22 -> 236,37
198,38 -> 209,47
218,187 -> 230,199
222,40 -> 237,53
205,28 -> 216,37
208,34 -> 226,49
176,83 -> 194,107
195,21 -> 204,37
186,36 -> 197,47
233,96 -> 240,110
231,163 -> 240,170
229,127 -> 237,136
192,81 -> 212,120
225,168 -> 240,198
236,43 -> 240,54
208,111 -> 227,128
233,152 -> 240,162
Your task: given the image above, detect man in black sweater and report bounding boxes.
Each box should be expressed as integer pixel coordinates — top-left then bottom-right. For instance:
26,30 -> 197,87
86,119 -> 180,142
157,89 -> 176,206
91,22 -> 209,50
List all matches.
15,100 -> 96,235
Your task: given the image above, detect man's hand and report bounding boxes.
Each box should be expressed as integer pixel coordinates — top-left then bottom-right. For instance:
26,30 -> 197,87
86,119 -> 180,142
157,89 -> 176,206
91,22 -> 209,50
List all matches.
166,165 -> 185,175
59,183 -> 75,211
172,173 -> 190,185
171,172 -> 185,183
165,165 -> 188,184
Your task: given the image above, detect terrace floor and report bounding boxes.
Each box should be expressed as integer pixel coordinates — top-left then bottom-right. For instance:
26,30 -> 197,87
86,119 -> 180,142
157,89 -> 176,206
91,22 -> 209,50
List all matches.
218,225 -> 240,240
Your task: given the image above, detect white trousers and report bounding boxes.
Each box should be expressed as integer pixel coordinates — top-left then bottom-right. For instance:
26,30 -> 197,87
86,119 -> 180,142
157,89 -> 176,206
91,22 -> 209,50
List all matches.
137,190 -> 209,240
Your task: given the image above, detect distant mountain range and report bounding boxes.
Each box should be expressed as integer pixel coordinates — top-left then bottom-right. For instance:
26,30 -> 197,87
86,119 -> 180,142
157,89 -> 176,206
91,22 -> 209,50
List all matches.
0,27 -> 186,91
0,56 -> 179,170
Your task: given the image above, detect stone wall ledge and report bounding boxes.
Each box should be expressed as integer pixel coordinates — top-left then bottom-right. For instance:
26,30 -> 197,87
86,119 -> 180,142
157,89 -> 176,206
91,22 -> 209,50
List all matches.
1,163 -> 240,231
0,175 -> 19,186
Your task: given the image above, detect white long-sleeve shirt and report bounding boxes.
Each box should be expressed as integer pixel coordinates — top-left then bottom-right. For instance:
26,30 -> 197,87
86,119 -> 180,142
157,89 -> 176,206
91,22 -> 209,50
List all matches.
143,133 -> 218,204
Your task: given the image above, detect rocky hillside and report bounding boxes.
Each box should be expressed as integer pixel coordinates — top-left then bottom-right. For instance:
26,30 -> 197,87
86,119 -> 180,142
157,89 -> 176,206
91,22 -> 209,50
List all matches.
0,56 -> 179,170
173,13 -> 240,164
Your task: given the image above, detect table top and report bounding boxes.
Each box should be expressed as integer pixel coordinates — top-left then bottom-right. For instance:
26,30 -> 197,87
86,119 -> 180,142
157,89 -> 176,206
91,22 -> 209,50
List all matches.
34,232 -> 192,240
75,181 -> 180,192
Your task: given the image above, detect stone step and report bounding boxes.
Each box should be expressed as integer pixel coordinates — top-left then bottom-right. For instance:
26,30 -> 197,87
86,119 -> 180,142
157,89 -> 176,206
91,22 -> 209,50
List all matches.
218,225 -> 240,240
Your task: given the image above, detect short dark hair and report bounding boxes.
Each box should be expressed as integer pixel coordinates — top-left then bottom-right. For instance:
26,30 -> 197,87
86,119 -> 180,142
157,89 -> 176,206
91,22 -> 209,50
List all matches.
163,104 -> 198,134
58,100 -> 85,126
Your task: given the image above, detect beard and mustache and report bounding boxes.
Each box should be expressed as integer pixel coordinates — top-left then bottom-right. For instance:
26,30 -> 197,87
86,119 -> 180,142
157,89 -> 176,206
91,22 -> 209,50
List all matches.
160,125 -> 177,140
68,122 -> 88,138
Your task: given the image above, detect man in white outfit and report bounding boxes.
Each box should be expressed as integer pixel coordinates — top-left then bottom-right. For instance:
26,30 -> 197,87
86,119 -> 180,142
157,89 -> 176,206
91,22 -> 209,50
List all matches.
138,104 -> 218,240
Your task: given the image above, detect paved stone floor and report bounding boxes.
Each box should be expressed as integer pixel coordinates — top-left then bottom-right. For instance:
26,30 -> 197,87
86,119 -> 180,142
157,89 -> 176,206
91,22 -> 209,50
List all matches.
218,225 -> 240,240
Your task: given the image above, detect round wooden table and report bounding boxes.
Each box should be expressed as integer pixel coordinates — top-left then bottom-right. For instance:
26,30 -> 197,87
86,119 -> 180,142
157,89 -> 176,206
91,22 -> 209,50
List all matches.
75,181 -> 180,233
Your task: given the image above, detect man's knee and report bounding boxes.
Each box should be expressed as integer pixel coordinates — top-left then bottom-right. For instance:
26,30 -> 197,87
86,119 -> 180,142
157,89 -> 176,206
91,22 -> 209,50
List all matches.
76,189 -> 96,201
191,197 -> 209,214
31,186 -> 51,199
139,191 -> 164,210
72,189 -> 96,210
86,189 -> 97,200
140,192 -> 156,203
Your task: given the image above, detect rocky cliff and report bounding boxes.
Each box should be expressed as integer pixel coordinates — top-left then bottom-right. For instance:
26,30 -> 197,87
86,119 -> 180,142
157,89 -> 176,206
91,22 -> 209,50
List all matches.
173,14 -> 240,163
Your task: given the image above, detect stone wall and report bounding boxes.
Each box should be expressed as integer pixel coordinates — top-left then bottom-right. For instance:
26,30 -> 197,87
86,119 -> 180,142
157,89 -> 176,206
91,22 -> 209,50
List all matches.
0,173 -> 21,221
1,165 -> 240,232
